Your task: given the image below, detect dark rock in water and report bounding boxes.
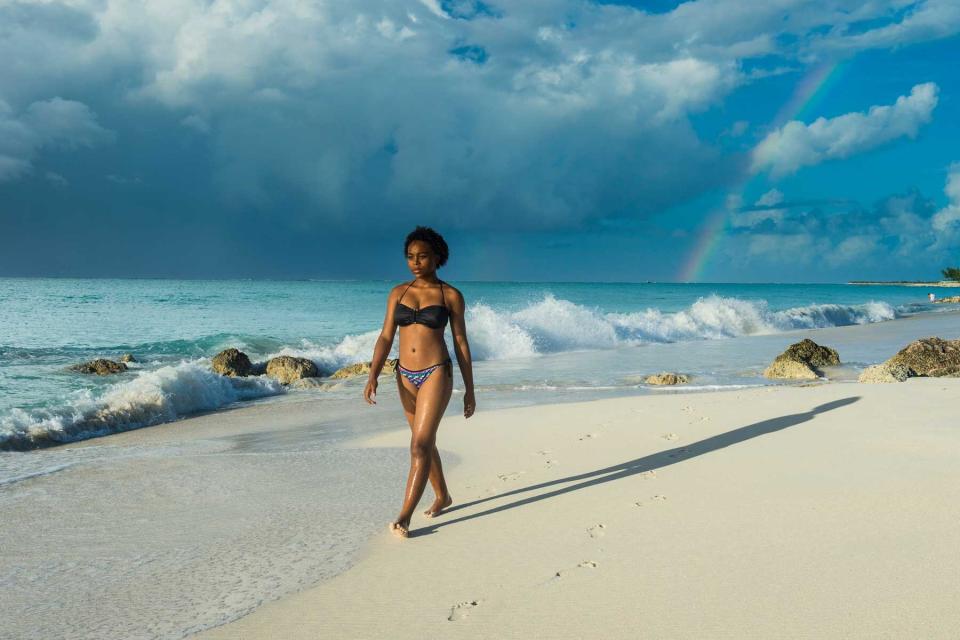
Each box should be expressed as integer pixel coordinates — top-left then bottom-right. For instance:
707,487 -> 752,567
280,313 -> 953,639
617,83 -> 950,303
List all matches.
764,338 -> 840,380
886,337 -> 960,377
69,359 -> 128,375
780,338 -> 840,368
330,359 -> 398,380
212,348 -> 252,377
119,353 -> 137,363
265,355 -> 319,384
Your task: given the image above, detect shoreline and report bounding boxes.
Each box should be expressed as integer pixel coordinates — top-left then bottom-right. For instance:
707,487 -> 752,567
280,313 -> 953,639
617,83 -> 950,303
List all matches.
847,280 -> 960,287
9,305 -> 960,453
193,379 -> 960,639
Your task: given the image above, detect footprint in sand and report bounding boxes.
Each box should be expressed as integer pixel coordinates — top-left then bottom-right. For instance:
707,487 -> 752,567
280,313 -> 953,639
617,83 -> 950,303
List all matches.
545,459 -> 558,467
587,523 -> 606,539
640,470 -> 657,479
536,449 -> 551,456
661,432 -> 679,441
497,471 -> 524,482
634,494 -> 667,507
554,561 -> 599,578
448,600 -> 481,621
578,432 -> 599,441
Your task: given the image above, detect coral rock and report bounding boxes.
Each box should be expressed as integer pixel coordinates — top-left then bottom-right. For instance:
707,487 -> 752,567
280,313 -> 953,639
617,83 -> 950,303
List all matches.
644,372 -> 690,385
68,359 -> 128,375
265,355 -> 319,384
211,348 -> 252,377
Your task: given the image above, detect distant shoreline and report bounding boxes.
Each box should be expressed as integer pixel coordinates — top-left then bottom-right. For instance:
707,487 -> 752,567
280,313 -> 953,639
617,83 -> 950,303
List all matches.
848,280 -> 960,287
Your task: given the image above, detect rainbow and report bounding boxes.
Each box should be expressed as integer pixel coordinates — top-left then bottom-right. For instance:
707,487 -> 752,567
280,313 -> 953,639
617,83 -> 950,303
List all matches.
677,59 -> 848,282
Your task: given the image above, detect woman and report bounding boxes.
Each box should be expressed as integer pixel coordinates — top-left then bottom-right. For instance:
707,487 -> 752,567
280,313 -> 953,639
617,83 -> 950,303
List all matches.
363,226 -> 476,538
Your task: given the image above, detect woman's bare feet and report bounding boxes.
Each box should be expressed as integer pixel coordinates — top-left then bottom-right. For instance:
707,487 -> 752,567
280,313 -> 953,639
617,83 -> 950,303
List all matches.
423,494 -> 453,518
389,518 -> 410,538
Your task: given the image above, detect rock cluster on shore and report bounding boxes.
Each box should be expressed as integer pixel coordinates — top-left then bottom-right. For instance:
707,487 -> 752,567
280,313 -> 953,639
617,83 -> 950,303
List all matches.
933,295 -> 960,304
210,348 -> 317,384
208,348 -> 399,385
859,337 -> 960,383
763,338 -> 840,380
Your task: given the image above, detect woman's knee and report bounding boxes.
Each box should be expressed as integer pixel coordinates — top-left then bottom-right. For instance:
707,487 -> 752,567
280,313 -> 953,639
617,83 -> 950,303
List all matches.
410,437 -> 434,459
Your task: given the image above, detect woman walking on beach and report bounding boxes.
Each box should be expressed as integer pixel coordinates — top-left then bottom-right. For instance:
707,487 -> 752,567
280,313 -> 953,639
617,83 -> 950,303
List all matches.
363,226 -> 476,538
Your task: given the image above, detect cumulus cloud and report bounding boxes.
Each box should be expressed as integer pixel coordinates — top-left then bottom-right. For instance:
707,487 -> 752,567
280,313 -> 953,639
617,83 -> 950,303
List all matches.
721,163 -> 960,278
813,0 -> 960,53
825,235 -> 879,268
751,83 -> 939,178
0,97 -> 112,182
730,188 -> 787,228
930,163 -> 960,249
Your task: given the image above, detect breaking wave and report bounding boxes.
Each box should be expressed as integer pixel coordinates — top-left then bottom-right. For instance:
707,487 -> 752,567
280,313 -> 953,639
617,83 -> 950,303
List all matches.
278,294 -> 899,366
0,360 -> 283,450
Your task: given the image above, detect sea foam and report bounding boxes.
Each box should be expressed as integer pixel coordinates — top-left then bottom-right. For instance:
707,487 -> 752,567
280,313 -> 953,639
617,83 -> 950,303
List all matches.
606,296 -> 897,344
0,360 -> 283,450
299,294 -> 900,365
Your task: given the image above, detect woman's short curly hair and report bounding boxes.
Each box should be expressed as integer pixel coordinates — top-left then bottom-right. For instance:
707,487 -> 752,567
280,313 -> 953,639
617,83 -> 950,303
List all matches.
404,226 -> 449,267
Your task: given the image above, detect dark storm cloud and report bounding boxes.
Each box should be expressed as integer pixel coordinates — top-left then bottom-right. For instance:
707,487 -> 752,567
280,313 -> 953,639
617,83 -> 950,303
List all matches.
1,0 -> 958,277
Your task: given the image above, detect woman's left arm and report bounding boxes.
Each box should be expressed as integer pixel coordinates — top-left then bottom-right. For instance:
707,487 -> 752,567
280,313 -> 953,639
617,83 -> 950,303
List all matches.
448,287 -> 476,418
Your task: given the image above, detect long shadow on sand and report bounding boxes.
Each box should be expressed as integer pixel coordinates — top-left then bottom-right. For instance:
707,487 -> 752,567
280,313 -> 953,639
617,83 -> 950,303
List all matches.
414,397 -> 860,536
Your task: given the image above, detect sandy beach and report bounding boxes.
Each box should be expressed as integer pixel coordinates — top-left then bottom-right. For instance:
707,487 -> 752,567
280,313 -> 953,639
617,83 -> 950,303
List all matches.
192,378 -> 960,639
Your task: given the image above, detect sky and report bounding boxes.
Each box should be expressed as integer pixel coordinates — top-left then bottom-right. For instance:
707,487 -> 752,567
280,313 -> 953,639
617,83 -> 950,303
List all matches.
1,0 -> 959,282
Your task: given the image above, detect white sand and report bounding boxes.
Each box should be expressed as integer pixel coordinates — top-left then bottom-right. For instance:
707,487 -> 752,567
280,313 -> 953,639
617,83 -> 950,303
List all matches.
195,378 -> 960,639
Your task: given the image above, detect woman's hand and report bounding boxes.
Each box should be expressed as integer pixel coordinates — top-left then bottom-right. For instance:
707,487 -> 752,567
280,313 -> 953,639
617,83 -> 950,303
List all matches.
363,378 -> 378,404
463,390 -> 476,418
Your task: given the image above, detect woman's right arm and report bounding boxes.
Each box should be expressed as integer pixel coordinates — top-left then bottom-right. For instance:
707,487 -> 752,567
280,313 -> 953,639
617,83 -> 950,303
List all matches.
363,287 -> 399,404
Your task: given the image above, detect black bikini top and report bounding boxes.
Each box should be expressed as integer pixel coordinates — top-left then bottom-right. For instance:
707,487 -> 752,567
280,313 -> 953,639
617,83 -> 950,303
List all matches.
395,280 -> 450,329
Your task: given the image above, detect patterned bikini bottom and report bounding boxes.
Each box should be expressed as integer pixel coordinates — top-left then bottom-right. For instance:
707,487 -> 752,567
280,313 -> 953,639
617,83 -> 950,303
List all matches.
396,358 -> 452,389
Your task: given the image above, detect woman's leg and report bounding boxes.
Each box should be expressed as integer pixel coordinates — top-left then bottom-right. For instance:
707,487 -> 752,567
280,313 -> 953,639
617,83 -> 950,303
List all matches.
391,363 -> 454,537
396,371 -> 450,510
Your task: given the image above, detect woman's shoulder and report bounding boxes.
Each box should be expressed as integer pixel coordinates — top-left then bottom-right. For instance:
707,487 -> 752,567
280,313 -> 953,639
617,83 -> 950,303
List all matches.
389,280 -> 413,298
441,280 -> 464,301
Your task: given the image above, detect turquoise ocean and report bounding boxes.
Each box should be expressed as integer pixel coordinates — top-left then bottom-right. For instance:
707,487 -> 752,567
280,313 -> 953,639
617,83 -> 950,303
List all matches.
0,277 -> 953,450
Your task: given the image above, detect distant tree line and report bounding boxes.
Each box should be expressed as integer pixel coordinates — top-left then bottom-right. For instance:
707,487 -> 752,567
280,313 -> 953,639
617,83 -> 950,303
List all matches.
943,267 -> 960,281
